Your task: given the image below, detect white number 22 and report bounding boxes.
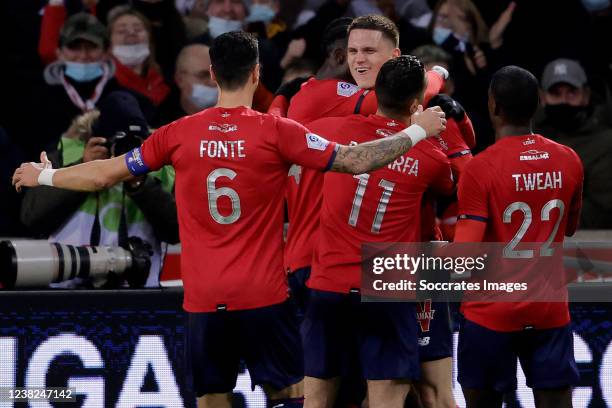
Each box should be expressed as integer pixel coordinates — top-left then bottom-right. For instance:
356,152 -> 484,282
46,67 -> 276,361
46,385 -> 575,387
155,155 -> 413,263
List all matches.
503,199 -> 565,258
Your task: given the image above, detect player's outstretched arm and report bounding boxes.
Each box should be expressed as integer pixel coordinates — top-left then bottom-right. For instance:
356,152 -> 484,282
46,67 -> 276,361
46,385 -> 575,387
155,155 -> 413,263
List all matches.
12,152 -> 133,193
330,106 -> 446,174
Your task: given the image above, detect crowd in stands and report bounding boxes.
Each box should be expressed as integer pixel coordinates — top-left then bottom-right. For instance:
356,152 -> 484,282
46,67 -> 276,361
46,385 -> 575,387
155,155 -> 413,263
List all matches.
1,0 -> 612,239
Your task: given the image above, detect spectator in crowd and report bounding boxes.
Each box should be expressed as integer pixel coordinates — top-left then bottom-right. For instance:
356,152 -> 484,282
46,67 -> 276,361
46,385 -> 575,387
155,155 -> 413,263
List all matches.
198,0 -> 249,42
157,44 -> 216,125
20,91 -> 178,288
35,12 -> 141,154
535,58 -> 612,229
289,0 -> 351,66
413,44 -> 454,95
107,6 -> 171,108
38,0 -> 98,66
130,0 -> 187,81
429,0 -> 515,149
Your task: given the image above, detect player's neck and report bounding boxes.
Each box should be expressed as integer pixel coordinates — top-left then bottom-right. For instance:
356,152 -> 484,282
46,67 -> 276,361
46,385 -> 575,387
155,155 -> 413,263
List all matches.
375,108 -> 410,125
216,88 -> 254,109
496,124 -> 533,140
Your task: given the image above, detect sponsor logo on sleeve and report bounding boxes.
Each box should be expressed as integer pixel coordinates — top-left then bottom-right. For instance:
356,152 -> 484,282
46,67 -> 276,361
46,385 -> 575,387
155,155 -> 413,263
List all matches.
306,133 -> 330,151
337,81 -> 360,97
520,149 -> 550,161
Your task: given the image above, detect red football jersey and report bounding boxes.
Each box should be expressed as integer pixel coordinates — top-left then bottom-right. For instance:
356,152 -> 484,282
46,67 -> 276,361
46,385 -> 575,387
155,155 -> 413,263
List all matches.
287,71 -> 444,124
421,117 -> 474,241
283,71 -> 445,271
139,106 -> 337,312
308,114 -> 454,294
457,134 -> 584,331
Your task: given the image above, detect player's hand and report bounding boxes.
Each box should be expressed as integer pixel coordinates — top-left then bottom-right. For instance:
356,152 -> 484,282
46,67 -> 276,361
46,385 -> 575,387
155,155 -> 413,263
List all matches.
83,137 -> 110,162
12,152 -> 52,192
412,105 -> 446,137
428,94 -> 465,121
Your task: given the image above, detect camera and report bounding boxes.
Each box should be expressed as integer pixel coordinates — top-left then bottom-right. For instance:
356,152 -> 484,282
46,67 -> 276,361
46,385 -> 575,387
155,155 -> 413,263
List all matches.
0,237 -> 152,289
104,125 -> 146,157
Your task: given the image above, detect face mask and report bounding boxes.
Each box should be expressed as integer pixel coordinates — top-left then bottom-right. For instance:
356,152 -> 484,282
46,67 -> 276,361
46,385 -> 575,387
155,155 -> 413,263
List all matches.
190,83 -> 218,109
208,16 -> 243,38
544,104 -> 588,131
582,0 -> 610,12
246,4 -> 276,23
64,61 -> 104,82
433,27 -> 452,45
113,43 -> 151,67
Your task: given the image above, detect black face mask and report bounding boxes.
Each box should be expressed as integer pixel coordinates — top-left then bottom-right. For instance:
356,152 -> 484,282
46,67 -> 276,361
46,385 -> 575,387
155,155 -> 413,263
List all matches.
544,103 -> 588,131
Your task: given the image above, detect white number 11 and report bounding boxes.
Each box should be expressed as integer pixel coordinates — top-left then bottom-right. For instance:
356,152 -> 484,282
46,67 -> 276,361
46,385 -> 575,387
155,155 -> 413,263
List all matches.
348,174 -> 396,233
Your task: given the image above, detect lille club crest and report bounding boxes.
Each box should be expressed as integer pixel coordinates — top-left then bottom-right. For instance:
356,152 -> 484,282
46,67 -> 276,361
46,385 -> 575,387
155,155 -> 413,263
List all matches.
416,299 -> 436,332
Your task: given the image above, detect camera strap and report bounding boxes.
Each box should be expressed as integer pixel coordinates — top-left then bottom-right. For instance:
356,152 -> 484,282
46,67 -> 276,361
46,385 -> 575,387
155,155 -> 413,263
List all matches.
90,193 -> 101,246
118,188 -> 129,249
60,65 -> 111,112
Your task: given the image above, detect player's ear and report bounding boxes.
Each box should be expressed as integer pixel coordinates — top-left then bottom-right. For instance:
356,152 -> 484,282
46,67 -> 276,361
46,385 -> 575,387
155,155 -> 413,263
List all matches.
392,48 -> 401,58
409,98 -> 420,115
210,65 -> 217,84
333,48 -> 346,66
488,90 -> 498,118
252,63 -> 261,85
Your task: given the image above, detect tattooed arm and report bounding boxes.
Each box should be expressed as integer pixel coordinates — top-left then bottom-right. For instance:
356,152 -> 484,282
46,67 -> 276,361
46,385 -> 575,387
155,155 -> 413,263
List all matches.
330,106 -> 446,174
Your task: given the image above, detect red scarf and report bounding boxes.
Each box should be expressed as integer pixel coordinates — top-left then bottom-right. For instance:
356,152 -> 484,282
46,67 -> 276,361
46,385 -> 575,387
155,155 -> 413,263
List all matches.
113,57 -> 170,106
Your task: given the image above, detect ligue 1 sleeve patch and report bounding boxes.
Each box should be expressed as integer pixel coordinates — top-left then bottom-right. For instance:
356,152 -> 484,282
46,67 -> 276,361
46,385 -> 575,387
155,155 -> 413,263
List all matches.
125,147 -> 150,176
337,81 -> 360,97
306,133 -> 330,151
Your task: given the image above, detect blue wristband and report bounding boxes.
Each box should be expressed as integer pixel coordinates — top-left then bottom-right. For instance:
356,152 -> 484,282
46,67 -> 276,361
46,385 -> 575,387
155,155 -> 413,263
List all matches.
125,147 -> 150,177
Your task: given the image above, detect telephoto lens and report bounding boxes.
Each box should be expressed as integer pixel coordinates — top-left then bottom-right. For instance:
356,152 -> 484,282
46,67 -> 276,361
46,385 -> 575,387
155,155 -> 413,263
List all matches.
0,238 -> 151,289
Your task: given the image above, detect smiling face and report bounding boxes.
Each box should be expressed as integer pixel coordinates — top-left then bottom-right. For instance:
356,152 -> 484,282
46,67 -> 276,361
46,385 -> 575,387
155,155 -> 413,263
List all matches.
347,28 -> 400,90
58,40 -> 106,63
207,0 -> 247,21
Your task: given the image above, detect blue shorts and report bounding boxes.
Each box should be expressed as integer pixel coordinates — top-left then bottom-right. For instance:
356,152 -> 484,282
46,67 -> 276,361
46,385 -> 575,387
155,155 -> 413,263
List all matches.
302,289 -> 420,381
185,301 -> 303,396
416,300 -> 453,362
288,267 -> 311,319
458,318 -> 579,393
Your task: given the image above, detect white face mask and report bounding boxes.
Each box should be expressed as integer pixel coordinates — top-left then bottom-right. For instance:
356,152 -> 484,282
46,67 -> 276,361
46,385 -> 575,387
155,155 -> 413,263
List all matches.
190,83 -> 218,109
208,16 -> 243,39
112,43 -> 151,67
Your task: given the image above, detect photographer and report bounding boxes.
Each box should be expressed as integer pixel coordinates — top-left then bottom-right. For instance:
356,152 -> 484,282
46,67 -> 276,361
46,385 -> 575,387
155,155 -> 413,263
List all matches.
20,91 -> 178,288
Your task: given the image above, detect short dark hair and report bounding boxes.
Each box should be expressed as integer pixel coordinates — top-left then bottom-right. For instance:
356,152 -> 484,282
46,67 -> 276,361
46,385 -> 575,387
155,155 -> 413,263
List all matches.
490,66 -> 539,125
321,17 -> 353,57
209,31 -> 259,90
375,55 -> 425,117
348,15 -> 400,48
